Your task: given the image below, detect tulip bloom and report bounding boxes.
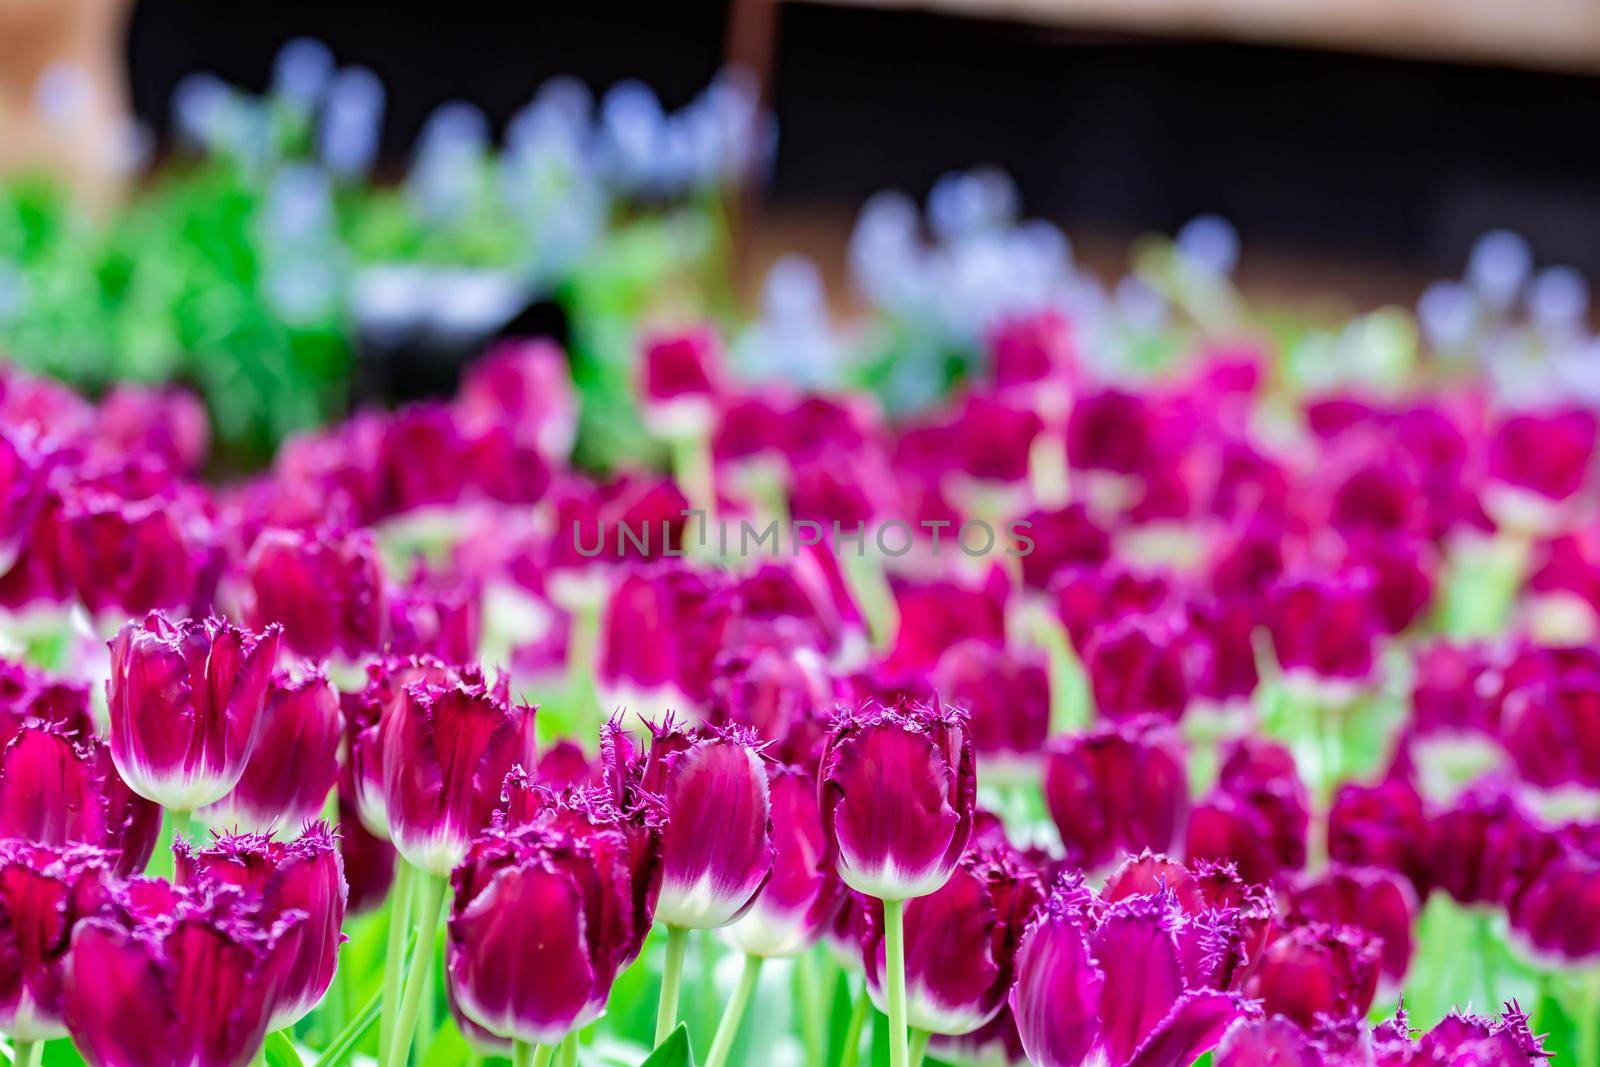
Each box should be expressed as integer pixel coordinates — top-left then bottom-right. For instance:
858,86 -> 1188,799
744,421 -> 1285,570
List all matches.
448,824 -> 645,1047
199,672 -> 342,833
1326,778 -> 1430,893
106,613 -> 282,812
62,878 -> 306,1067
1289,866 -> 1416,993
1010,881 -> 1252,1067
455,338 -> 577,462
380,677 -> 537,876
722,764 -> 841,958
1510,830 -> 1600,965
337,766 -> 397,916
1045,718 -> 1189,871
599,565 -> 733,715
1084,613 -> 1200,722
1243,923 -> 1381,1031
933,641 -> 1050,779
820,702 -> 975,1067
1187,739 -> 1309,885
861,849 -> 1044,1036
57,490 -> 219,618
175,824 -> 348,1028
0,842 -> 115,1043
242,525 -> 386,661
639,326 -> 723,438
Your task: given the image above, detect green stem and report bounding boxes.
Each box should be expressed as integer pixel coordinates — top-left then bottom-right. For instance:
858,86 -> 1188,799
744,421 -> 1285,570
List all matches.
512,1043 -> 554,1067
838,978 -> 871,1067
705,954 -> 764,1067
908,1029 -> 931,1067
654,925 -> 690,1047
383,870 -> 447,1067
1579,968 -> 1600,1067
1478,912 -> 1499,1014
311,959 -> 391,1067
379,860 -> 416,1065
556,1034 -> 578,1067
11,1040 -> 41,1067
883,898 -> 910,1067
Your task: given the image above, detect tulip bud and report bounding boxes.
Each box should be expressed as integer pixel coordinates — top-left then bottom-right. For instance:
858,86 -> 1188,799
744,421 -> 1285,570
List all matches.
378,675 -> 536,876
379,404 -> 470,514
1289,866 -> 1417,993
638,719 -> 774,929
0,842 -> 115,1042
1489,408 -> 1596,508
175,824 -> 347,1029
1243,923 -> 1381,1031
62,878 -> 307,1067
885,575 -> 1008,675
199,672 -> 341,833
934,640 -> 1049,779
1424,783 -> 1551,908
1044,718 -> 1189,871
640,326 -> 722,438
1010,879 -> 1251,1067
1015,506 -> 1111,594
820,702 -> 976,901
1266,573 -> 1378,691
722,764 -> 841,958
106,613 -> 282,812
448,824 -> 643,1046
242,526 -> 385,661
1052,564 -> 1170,653
1084,613 -> 1200,722
862,849 -> 1043,1035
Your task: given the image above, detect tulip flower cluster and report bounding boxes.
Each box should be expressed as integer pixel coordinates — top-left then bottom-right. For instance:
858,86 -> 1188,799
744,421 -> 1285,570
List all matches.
2,212 -> 1599,1067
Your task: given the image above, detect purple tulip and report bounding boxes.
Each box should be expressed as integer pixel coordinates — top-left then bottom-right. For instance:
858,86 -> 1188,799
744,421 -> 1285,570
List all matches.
820,702 -> 976,901
0,429 -> 53,576
1044,718 -> 1189,871
862,848 -> 1044,1035
387,566 -> 482,664
198,672 -> 342,833
61,877 -> 306,1067
456,339 -> 577,462
1243,923 -> 1381,1031
885,574 -> 1008,674
1288,866 -> 1417,993
1010,878 -> 1253,1067
1187,739 -> 1309,885
640,719 -> 774,929
448,823 -> 644,1046
242,526 -> 386,661
1423,782 -> 1551,908
106,613 -> 282,812
987,308 -> 1074,397
0,679 -> 160,877
1186,594 -> 1260,712
933,640 -> 1049,776
1015,505 -> 1111,594
337,764 -> 397,916
380,676 -> 537,875
1266,572 -> 1378,689
378,404 -> 470,514
1084,613 -> 1200,723
57,489 -> 218,617
706,643 -> 839,769
1217,1003 -> 1549,1066
0,842 -> 115,1041
640,326 -> 723,437
1326,778 -> 1430,893
93,385 -> 210,474
1052,564 -> 1171,652
1489,408 -> 1596,504
1510,827 -> 1600,964
722,764 -> 842,958
175,824 -> 347,1029
599,564 -> 733,714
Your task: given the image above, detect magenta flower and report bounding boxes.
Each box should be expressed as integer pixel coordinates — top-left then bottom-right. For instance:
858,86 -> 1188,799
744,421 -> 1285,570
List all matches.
1423,782 -> 1551,907
1052,564 -> 1171,652
1010,879 -> 1253,1067
387,566 -> 482,664
378,404 -> 470,513
1243,923 -> 1381,1031
61,878 -> 306,1067
1266,572 -> 1378,688
988,308 -> 1074,396
198,672 -> 342,833
1015,505 -> 1112,593
1066,388 -> 1158,476
0,429 -> 52,576
0,842 -> 115,1042
448,823 -> 643,1046
1489,407 -> 1596,503
175,824 -> 347,1029
455,338 -> 577,462
242,526 -> 385,661
819,702 -> 976,901
1045,718 -> 1189,871
1084,613 -> 1200,722
707,643 -> 839,768
94,385 -> 210,474
57,489 -> 218,617
0,689 -> 160,877
722,764 -> 842,958
1289,866 -> 1417,993
639,326 -> 723,438
886,574 -> 1007,674
1185,595 -> 1260,711
1186,739 -> 1309,885
1326,778 -> 1430,892
599,564 -> 733,713
862,848 -> 1044,1035
1217,1003 -> 1548,1066
1510,828 -> 1600,965
933,640 -> 1050,775
106,613 -> 282,812
640,719 -> 774,929
336,765 -> 396,916
380,676 -> 537,875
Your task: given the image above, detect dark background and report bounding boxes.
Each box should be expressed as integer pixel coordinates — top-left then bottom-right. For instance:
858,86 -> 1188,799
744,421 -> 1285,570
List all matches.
128,0 -> 1600,276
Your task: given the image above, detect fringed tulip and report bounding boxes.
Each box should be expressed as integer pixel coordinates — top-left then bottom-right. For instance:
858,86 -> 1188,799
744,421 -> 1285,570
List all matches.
933,640 -> 1050,778
337,766 -> 396,915
1187,739 -> 1309,885
721,764 -> 840,958
380,677 -> 536,876
61,878 -> 306,1067
448,823 -> 642,1048
1243,923 -> 1381,1031
199,672 -> 341,832
387,566 -> 482,664
0,842 -> 115,1042
175,824 -> 347,1028
1010,879 -> 1252,1067
599,564 -> 732,714
641,719 -> 774,930
57,490 -> 219,617
819,702 -> 976,901
242,526 -> 385,661
456,339 -> 577,462
1289,866 -> 1417,993
1266,573 -> 1378,692
1014,505 -> 1111,594
1045,718 -> 1189,871
106,613 -> 282,812
861,848 -> 1044,1036
1084,613 -> 1199,722
885,574 -> 1007,674
1326,778 -> 1430,893
1510,828 -> 1600,965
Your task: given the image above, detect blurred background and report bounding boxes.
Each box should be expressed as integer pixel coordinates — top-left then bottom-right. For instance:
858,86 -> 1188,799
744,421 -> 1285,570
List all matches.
3,0 -> 1598,464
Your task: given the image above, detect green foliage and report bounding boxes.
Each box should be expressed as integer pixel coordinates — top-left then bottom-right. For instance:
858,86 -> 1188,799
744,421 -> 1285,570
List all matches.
640,1024 -> 693,1067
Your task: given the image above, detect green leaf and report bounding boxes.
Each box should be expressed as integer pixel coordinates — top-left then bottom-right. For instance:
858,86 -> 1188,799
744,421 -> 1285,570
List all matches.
639,1023 -> 694,1067
310,986 -> 383,1067
264,1031 -> 305,1067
